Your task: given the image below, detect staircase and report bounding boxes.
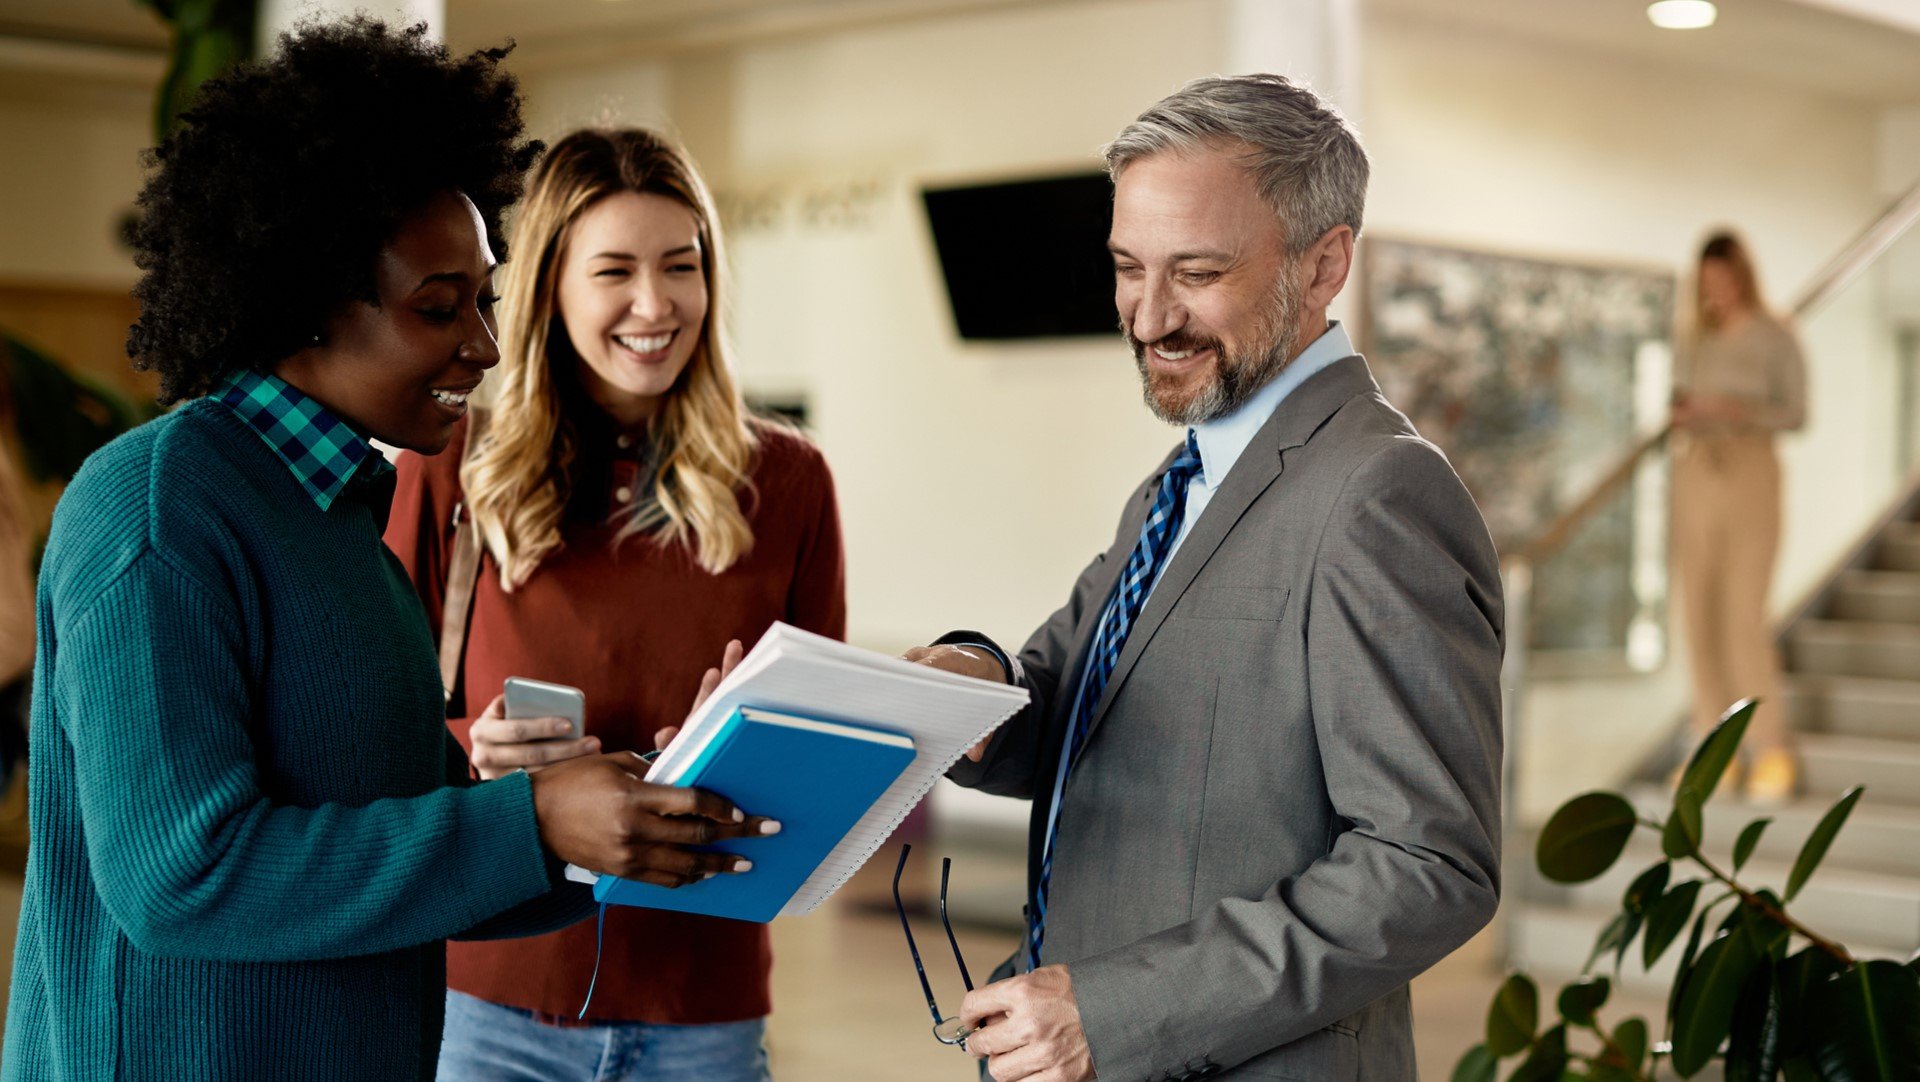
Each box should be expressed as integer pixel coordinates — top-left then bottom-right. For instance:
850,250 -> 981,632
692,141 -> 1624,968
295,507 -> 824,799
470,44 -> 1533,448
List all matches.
1508,485 -> 1920,995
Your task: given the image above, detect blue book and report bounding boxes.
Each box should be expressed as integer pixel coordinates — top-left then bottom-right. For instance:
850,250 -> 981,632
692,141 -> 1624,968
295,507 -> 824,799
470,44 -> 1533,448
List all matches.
590,706 -> 917,923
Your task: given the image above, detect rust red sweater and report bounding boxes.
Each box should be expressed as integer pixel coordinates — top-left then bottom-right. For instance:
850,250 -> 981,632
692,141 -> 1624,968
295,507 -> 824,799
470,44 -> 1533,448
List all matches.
385,411 -> 846,1024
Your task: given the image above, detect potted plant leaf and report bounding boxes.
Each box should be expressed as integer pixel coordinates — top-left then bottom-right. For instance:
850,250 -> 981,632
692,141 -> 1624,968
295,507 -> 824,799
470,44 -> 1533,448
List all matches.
1456,700 -> 1920,1080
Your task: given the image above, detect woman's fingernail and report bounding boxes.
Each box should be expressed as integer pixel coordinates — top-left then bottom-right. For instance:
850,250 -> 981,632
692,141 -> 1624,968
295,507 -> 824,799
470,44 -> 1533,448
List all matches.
732,808 -> 744,822
759,820 -> 782,836
732,859 -> 753,873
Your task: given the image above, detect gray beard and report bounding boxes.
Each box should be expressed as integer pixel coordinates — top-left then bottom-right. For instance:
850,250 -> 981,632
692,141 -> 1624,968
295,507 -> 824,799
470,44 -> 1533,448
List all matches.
1126,268 -> 1304,426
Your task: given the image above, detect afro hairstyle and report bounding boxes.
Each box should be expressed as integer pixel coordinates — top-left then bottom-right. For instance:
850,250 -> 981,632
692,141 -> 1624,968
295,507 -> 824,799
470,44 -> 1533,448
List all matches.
126,18 -> 542,404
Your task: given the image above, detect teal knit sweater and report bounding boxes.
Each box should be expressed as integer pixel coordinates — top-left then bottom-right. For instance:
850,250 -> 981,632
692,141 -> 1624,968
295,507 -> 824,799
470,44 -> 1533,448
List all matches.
3,399 -> 590,1080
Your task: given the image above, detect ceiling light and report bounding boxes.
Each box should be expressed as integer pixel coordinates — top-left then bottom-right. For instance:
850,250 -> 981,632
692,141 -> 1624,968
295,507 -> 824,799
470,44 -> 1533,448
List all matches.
1647,1 -> 1717,30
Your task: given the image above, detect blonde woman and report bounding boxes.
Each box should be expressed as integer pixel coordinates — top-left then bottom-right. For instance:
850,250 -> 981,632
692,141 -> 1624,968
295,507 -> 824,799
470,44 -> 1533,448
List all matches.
1672,230 -> 1807,803
386,129 -> 845,1081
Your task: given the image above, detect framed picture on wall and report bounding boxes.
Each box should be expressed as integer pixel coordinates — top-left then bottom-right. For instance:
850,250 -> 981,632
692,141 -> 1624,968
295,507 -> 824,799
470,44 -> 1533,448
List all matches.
1358,238 -> 1676,670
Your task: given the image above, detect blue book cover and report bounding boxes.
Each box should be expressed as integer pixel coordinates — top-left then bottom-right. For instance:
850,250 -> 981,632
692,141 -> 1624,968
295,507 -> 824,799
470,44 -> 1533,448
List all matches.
591,706 -> 916,923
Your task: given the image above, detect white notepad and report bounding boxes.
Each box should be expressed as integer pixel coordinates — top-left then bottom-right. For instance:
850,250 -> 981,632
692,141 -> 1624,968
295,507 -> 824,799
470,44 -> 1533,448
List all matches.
566,623 -> 1029,917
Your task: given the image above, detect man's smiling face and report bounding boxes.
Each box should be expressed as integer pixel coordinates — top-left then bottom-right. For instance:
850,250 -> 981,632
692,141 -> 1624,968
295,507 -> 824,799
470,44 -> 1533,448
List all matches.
1109,145 -> 1303,425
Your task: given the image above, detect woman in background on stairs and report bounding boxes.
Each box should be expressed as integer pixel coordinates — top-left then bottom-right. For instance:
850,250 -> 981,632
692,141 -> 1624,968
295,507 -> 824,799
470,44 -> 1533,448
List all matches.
1672,230 -> 1808,804
385,128 -> 845,1082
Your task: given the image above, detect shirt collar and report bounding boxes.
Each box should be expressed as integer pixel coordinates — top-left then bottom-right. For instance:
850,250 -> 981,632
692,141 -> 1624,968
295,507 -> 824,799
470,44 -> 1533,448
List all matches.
1189,320 -> 1354,488
213,368 -> 393,512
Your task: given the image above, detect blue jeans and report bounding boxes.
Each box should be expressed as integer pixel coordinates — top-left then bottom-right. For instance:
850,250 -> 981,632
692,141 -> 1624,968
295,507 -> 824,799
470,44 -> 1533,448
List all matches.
437,990 -> 772,1081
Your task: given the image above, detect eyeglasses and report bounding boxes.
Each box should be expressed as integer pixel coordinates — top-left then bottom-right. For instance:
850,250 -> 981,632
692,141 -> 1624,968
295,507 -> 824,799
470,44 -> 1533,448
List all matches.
891,843 -> 975,1047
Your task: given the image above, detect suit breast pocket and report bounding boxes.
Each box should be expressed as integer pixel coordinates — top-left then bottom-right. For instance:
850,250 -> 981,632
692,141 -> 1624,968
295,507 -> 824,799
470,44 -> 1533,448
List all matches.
1172,585 -> 1290,623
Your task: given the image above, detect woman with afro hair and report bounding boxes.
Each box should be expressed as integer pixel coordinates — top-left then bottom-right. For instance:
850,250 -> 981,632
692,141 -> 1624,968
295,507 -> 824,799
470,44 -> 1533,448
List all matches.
2,20 -> 774,1081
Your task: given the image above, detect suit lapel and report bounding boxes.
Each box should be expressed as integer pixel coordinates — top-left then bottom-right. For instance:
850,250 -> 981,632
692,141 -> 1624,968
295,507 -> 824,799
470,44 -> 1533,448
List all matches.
1073,355 -> 1381,761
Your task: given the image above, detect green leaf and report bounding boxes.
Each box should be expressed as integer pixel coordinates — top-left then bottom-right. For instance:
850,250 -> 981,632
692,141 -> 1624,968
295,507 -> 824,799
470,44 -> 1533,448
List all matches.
1612,1017 -> 1650,1072
1775,946 -> 1845,1064
1671,930 -> 1764,1076
1557,977 -> 1611,1026
1663,786 -> 1705,861
1725,955 -> 1781,1082
1681,699 -> 1756,801
1786,786 -> 1864,902
1736,892 -> 1793,958
1510,1024 -> 1569,1082
1643,880 -> 1703,969
1585,913 -> 1634,975
1732,817 -> 1772,875
1809,960 -> 1920,1081
1668,904 -> 1714,1024
1539,792 -> 1641,883
1623,862 -> 1670,917
1488,973 -> 1540,1057
1451,1043 -> 1498,1082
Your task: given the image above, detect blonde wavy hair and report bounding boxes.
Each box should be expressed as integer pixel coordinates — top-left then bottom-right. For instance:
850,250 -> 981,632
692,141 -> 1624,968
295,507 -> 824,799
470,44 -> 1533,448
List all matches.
463,128 -> 757,589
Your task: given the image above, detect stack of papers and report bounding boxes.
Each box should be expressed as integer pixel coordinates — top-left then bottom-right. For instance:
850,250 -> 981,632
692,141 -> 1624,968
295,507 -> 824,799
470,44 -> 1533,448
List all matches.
567,622 -> 1029,917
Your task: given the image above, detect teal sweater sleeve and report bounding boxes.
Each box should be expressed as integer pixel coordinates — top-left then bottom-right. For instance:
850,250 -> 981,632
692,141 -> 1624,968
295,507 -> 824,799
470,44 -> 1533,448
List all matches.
60,547 -> 557,962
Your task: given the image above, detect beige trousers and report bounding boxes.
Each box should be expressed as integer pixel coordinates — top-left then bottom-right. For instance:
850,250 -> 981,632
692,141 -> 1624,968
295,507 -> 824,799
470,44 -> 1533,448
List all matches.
1671,434 -> 1790,750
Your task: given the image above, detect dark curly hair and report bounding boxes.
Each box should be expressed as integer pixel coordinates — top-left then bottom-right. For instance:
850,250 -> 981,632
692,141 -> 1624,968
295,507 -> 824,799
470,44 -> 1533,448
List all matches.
127,19 -> 542,404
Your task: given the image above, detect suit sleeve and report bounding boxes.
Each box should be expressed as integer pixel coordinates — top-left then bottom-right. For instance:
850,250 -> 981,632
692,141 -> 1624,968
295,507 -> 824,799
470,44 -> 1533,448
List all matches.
943,479 -> 1144,800
1070,439 -> 1505,1077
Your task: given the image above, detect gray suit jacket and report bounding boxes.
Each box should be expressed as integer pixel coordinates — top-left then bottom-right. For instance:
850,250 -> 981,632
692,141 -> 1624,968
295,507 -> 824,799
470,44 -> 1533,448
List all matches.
947,356 -> 1504,1082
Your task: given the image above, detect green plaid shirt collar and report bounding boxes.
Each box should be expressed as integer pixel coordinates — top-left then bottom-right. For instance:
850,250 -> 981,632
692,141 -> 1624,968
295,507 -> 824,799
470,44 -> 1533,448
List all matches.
213,368 -> 393,512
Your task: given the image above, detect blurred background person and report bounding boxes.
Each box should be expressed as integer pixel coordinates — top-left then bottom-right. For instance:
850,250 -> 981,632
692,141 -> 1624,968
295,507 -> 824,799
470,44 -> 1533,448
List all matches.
386,127 -> 845,1082
4,24 -> 772,1080
1671,230 -> 1809,803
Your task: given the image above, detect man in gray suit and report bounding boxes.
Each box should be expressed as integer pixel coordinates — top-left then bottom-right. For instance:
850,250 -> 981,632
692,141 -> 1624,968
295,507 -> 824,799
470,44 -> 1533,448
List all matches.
905,75 -> 1504,1081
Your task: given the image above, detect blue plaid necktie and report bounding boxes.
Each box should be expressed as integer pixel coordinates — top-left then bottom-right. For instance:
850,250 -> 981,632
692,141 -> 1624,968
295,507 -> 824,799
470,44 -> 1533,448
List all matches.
1028,431 -> 1204,968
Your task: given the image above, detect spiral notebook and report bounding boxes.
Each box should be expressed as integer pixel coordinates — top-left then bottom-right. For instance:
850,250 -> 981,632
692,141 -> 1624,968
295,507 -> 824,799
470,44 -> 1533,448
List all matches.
565,623 -> 1029,918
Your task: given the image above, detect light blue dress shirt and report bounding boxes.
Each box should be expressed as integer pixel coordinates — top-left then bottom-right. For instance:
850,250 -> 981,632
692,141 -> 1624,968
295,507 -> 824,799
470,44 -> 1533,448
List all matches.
1153,320 -> 1355,589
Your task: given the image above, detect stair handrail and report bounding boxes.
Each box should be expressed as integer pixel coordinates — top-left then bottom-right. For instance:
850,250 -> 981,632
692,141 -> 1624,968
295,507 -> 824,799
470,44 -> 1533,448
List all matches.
1790,178 -> 1920,321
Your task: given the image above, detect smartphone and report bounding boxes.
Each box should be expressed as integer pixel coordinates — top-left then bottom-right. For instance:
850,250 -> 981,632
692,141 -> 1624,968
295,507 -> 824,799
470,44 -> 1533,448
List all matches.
501,677 -> 586,742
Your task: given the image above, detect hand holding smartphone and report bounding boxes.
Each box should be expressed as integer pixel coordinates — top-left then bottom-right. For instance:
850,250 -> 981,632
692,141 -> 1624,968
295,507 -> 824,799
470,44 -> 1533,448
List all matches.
502,677 -> 586,740
467,678 -> 595,780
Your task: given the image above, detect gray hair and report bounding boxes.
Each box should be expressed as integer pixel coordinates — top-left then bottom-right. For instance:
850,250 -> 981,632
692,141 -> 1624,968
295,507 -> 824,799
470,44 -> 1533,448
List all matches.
1104,74 -> 1369,254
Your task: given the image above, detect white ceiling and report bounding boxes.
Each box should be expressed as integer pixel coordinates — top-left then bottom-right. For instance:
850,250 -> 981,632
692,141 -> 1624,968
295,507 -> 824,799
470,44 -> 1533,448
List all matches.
1368,0 -> 1920,106
3,0 -> 1917,105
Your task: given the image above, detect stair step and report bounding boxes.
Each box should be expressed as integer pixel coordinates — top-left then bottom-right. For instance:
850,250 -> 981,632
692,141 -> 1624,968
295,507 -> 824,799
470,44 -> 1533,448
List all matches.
1880,523 -> 1920,572
1800,734 -> 1920,807
1629,785 -> 1920,877
1541,839 -> 1920,951
1790,619 -> 1920,680
1833,570 -> 1920,624
1509,904 -> 1916,1004
1787,675 -> 1920,740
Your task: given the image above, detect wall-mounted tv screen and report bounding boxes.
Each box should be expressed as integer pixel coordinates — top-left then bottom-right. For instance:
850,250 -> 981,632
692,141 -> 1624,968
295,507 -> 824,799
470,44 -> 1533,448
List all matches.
921,172 -> 1115,340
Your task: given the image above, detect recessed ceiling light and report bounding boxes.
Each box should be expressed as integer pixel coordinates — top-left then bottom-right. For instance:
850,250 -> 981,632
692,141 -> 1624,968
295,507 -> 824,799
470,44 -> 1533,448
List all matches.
1647,1 -> 1717,30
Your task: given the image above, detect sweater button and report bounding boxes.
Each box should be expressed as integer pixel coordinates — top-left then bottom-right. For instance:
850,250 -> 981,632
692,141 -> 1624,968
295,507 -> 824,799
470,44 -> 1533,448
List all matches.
615,486 -> 633,503
616,434 -> 633,450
